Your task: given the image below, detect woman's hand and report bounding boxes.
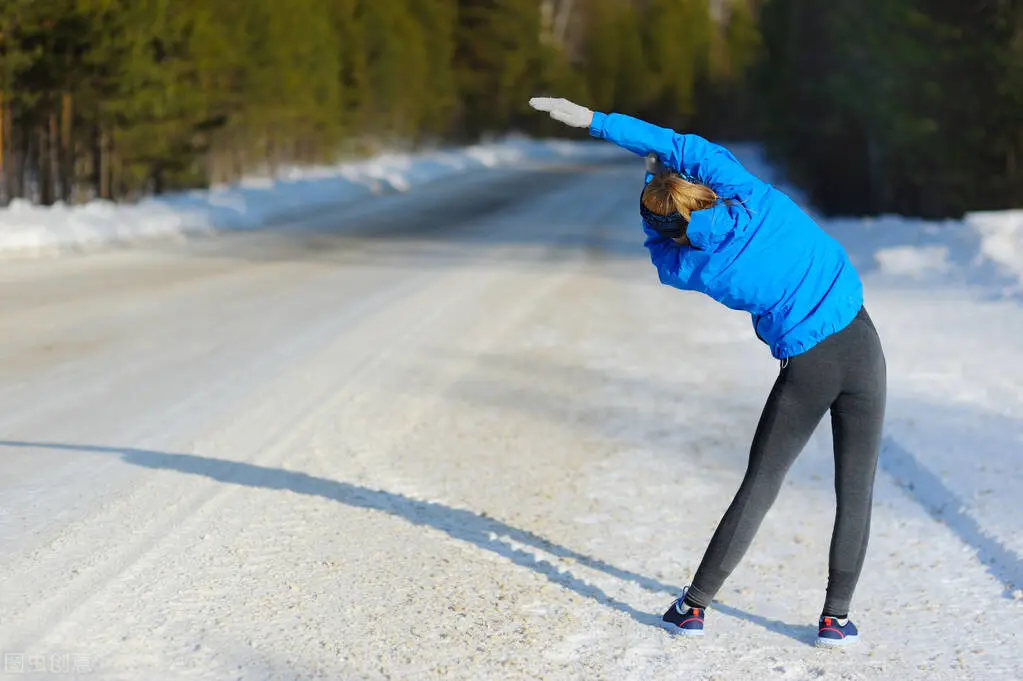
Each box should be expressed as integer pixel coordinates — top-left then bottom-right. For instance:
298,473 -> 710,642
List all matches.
528,97 -> 594,129
645,153 -> 669,175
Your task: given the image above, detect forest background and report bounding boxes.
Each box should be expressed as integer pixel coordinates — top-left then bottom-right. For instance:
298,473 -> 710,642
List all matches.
0,0 -> 1019,218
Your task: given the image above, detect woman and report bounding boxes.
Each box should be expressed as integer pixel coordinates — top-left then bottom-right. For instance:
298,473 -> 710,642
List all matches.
529,97 -> 887,647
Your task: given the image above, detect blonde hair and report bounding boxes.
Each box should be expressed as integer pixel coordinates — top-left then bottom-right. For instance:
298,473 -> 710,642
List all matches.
641,173 -> 721,245
642,173 -> 720,219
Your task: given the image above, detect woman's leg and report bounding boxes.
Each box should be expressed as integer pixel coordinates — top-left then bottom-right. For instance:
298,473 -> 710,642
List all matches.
823,323 -> 887,617
685,349 -> 842,609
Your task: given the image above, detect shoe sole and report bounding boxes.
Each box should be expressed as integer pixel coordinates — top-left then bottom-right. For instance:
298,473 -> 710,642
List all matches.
675,629 -> 705,637
662,623 -> 705,637
815,634 -> 859,648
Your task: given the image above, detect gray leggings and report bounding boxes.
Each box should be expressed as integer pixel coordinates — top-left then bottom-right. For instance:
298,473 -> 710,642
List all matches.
686,307 -> 887,616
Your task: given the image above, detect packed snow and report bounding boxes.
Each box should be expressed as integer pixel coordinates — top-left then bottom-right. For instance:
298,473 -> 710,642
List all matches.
0,137 -> 626,259
0,142 -> 1020,680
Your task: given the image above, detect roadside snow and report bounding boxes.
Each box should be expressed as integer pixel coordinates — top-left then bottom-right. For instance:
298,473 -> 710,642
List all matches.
969,210 -> 1023,289
0,136 -> 625,260
826,214 -> 1023,300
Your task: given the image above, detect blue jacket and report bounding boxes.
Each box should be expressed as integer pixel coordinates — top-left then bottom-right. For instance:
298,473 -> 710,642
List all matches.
589,112 -> 863,359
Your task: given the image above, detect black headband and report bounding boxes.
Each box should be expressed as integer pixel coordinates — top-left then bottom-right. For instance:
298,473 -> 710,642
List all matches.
640,202 -> 688,239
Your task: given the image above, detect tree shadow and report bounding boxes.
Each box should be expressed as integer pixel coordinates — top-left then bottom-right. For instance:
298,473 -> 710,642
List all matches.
881,437 -> 1023,597
710,602 -> 815,643
0,440 -> 816,645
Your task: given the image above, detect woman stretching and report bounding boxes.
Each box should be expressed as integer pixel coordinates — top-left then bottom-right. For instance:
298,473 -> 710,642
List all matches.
529,97 -> 887,647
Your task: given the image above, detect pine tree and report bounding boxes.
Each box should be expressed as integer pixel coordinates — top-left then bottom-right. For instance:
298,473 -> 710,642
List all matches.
642,0 -> 714,126
755,0 -> 1022,216
455,0 -> 547,137
410,1 -> 459,139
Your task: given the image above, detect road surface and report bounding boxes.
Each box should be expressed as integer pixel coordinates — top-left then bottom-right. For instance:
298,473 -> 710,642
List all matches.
1,159 -> 1020,680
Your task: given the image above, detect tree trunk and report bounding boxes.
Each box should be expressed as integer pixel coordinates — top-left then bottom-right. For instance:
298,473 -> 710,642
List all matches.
48,113 -> 59,204
39,121 -> 54,206
152,165 -> 165,195
61,93 -> 73,202
0,91 -> 6,206
98,126 -> 110,200
554,0 -> 575,44
11,128 -> 23,200
209,130 -> 230,186
91,126 -> 101,200
267,128 -> 278,179
111,141 -> 122,201
25,119 -> 39,203
5,107 -> 20,202
540,0 -> 554,42
231,131 -> 244,183
205,132 -> 217,186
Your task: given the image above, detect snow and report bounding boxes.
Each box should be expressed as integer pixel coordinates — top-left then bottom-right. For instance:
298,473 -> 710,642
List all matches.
0,143 -> 1020,680
825,214 -> 1023,302
0,136 -> 626,259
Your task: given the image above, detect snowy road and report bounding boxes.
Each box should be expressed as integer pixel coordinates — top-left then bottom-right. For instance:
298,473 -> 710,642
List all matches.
1,159 -> 1021,680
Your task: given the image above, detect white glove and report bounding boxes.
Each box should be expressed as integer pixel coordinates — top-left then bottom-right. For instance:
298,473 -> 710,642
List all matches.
528,97 -> 594,129
645,153 -> 668,175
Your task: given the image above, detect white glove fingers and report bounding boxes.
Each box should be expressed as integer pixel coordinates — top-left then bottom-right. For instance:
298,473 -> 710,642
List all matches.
529,96 -> 593,129
528,97 -> 559,112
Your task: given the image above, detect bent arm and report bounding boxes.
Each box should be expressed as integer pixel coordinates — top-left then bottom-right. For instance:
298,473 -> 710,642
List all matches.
641,222 -> 688,288
590,112 -> 763,198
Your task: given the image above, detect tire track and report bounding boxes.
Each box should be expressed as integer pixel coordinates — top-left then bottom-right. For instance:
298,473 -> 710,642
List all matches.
0,164 -> 619,663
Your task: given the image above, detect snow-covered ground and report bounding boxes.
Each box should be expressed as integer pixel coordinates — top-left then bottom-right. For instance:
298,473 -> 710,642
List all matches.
0,137 -> 625,259
0,146 -> 1020,680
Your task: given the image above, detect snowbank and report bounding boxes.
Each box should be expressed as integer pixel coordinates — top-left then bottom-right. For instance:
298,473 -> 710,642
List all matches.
6,134 -> 1021,295
824,211 -> 1023,299
0,137 -> 626,259
970,209 -> 1023,284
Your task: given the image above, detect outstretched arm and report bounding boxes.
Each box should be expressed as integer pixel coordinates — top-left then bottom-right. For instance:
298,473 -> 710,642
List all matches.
591,112 -> 762,198
529,98 -> 764,199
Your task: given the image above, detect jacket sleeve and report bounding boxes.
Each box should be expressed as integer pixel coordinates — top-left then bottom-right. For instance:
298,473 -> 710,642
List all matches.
590,112 -> 764,199
642,221 -> 688,288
